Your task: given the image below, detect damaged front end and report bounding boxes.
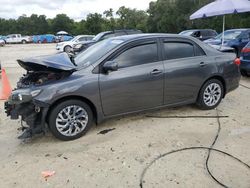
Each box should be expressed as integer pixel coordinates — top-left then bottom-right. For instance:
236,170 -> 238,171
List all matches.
4,53 -> 76,139
5,94 -> 50,139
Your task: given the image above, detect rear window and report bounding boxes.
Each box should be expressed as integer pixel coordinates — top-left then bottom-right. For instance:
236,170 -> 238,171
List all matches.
164,42 -> 194,60
246,41 -> 250,47
163,41 -> 205,60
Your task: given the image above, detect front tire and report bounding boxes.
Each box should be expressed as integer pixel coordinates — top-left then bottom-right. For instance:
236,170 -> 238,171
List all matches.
196,79 -> 224,110
49,100 -> 93,141
64,45 -> 72,53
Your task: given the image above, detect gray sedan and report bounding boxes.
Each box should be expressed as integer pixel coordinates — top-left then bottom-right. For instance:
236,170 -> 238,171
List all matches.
5,34 -> 241,140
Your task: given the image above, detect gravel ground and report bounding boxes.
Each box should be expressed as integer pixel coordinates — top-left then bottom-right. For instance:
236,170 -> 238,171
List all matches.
0,44 -> 250,188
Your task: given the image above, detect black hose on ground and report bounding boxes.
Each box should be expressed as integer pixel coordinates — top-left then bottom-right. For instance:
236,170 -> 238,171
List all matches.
140,110 -> 250,188
240,84 -> 250,90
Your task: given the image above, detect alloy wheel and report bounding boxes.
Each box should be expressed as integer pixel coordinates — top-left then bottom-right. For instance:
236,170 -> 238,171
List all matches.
55,105 -> 88,136
203,83 -> 222,107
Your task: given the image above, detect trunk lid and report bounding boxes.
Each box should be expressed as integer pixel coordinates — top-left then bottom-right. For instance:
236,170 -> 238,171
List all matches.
17,53 -> 76,72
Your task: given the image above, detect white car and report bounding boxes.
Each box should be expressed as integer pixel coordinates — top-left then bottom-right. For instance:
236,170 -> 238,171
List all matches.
5,34 -> 32,44
0,39 -> 5,46
56,35 -> 94,53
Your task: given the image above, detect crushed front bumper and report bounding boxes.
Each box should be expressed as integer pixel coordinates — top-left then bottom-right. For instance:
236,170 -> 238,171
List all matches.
4,99 -> 50,139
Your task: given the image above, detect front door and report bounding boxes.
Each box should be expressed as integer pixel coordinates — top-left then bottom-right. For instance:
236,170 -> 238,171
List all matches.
99,40 -> 164,116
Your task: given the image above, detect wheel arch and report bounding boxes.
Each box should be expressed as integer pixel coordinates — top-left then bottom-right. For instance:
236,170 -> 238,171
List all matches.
46,95 -> 98,124
198,75 -> 226,100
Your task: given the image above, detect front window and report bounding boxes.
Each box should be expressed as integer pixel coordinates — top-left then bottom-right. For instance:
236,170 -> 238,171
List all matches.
74,39 -> 124,68
114,42 -> 158,68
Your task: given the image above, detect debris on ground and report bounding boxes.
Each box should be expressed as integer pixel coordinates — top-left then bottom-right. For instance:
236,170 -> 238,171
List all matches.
41,170 -> 55,179
98,128 -> 116,135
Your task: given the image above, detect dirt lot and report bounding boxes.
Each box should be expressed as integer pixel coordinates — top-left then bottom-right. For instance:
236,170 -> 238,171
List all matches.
0,44 -> 250,188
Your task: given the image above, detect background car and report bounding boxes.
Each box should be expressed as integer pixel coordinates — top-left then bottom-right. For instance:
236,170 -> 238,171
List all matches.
179,29 -> 217,41
204,28 -> 250,57
240,41 -> 250,76
33,34 -> 56,43
73,29 -> 142,53
5,34 -> 240,141
0,39 -> 5,46
56,35 -> 94,53
55,31 -> 73,42
0,35 -> 6,43
5,34 -> 32,44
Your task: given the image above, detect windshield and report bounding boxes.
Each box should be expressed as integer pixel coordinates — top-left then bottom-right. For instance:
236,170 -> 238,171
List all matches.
180,31 -> 194,36
71,36 -> 79,42
74,38 -> 124,68
215,30 -> 243,40
92,32 -> 106,41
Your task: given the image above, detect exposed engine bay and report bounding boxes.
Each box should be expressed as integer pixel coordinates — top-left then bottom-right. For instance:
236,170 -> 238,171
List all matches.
17,71 -> 71,88
4,53 -> 76,139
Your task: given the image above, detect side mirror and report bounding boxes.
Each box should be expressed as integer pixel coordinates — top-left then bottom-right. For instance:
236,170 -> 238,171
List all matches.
103,61 -> 118,73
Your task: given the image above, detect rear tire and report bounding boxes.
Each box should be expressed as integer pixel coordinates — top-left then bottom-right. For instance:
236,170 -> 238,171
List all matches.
196,79 -> 224,110
49,100 -> 93,141
22,40 -> 27,44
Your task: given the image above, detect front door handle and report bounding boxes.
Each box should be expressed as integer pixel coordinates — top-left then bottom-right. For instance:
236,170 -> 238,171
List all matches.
150,69 -> 162,75
200,62 -> 206,67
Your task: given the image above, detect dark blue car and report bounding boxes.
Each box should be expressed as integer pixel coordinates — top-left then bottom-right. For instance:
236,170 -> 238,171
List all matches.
204,29 -> 250,57
240,42 -> 250,76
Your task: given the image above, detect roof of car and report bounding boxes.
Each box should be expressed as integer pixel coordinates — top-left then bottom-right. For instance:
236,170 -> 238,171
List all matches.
225,28 -> 250,32
181,29 -> 216,32
76,35 -> 95,37
99,29 -> 141,34
110,33 -> 194,41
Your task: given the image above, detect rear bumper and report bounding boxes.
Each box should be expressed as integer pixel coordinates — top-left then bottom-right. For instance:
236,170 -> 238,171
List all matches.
224,70 -> 241,94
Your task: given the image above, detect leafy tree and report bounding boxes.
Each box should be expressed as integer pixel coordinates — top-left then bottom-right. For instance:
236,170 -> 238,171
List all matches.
51,14 -> 74,33
1,2 -> 250,36
103,8 -> 116,30
85,13 -> 105,34
116,6 -> 148,31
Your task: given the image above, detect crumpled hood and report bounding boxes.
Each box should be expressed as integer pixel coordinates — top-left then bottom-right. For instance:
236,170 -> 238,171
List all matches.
17,53 -> 76,72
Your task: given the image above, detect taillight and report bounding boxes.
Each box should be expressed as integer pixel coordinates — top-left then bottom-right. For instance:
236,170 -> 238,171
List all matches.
241,47 -> 250,53
234,58 -> 241,66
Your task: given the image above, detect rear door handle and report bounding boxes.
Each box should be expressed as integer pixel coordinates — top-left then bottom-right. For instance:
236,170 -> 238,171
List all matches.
150,69 -> 162,75
200,62 -> 206,67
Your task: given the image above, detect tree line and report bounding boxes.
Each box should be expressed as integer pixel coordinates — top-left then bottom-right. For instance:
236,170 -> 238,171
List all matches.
1,0 -> 250,36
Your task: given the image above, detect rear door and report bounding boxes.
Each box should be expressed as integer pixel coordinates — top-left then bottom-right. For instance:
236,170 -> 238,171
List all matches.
161,38 -> 212,105
99,39 -> 164,116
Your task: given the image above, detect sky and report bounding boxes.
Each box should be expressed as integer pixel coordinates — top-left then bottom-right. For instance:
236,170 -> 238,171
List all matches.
0,0 -> 155,20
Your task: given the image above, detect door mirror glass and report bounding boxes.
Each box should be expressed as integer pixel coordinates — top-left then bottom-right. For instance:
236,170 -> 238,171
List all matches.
103,61 -> 118,72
